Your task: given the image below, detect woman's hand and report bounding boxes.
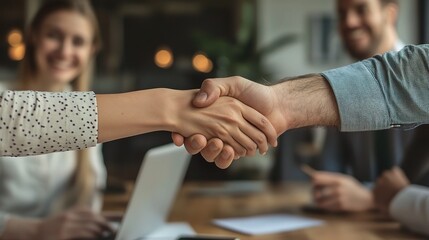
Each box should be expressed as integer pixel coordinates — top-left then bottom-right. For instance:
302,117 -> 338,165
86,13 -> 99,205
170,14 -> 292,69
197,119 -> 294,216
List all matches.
35,208 -> 113,240
2,208 -> 113,240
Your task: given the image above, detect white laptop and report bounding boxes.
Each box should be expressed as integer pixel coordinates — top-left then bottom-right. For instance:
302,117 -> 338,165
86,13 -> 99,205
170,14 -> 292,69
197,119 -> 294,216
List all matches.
105,143 -> 194,240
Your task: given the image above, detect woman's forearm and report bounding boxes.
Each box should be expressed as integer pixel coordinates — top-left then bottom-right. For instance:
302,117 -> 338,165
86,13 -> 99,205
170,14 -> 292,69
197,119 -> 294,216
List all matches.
0,88 -> 275,158
96,88 -> 175,143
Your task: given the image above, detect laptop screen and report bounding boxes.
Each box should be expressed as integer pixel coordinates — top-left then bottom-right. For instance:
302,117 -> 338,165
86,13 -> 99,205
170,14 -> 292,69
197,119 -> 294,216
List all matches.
114,144 -> 191,240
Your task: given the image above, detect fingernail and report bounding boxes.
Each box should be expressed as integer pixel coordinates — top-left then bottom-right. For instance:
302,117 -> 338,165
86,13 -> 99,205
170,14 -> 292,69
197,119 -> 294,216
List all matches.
261,151 -> 267,156
196,92 -> 207,102
221,151 -> 230,159
210,144 -> 218,151
191,140 -> 200,149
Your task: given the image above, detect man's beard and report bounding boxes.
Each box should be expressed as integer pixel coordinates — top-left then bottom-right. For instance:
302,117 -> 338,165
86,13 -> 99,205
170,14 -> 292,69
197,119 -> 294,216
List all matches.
345,29 -> 386,61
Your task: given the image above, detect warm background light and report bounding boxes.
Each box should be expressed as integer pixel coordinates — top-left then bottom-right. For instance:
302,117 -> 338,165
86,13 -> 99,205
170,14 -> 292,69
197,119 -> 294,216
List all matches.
154,48 -> 173,68
7,29 -> 23,47
9,43 -> 26,61
192,53 -> 213,73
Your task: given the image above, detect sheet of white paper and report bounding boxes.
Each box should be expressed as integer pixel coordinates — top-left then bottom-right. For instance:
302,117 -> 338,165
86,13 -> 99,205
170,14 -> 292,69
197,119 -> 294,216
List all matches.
213,214 -> 323,235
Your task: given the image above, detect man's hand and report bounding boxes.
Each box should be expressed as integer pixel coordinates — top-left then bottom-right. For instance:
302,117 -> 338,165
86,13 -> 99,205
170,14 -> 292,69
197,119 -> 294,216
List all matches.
171,133 -> 236,168
373,167 -> 410,214
310,171 -> 375,212
172,74 -> 339,168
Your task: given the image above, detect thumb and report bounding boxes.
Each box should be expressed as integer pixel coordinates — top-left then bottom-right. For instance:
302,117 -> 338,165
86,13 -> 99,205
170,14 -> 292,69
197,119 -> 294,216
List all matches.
193,77 -> 236,108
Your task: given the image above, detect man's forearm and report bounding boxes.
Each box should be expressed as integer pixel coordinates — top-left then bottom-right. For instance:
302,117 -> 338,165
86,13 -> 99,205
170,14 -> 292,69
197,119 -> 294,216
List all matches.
272,74 -> 340,133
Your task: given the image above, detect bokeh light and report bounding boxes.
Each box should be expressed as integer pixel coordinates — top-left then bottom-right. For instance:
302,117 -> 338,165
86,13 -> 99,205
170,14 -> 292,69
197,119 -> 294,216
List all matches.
192,52 -> 213,73
154,47 -> 174,68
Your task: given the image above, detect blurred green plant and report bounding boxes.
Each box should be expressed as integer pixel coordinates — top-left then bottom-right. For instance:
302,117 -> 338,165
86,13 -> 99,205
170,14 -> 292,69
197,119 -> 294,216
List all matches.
193,0 -> 298,82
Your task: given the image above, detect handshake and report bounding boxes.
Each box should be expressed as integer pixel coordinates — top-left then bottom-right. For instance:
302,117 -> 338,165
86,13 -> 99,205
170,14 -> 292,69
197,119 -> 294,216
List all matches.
170,75 -> 339,169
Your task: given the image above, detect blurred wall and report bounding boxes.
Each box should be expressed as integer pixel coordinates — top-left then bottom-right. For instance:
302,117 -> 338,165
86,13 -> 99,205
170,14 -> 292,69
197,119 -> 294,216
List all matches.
257,0 -> 418,80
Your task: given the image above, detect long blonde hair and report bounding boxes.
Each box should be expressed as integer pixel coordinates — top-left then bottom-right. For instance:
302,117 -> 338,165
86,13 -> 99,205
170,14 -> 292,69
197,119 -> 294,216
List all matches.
18,0 -> 102,210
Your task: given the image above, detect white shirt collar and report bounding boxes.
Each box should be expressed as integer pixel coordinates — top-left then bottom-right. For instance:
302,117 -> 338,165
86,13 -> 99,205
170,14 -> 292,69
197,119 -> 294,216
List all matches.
394,40 -> 405,51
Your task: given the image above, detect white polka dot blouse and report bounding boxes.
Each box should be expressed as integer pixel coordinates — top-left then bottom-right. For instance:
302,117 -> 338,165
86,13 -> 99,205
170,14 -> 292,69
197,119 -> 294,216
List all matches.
0,91 -> 98,156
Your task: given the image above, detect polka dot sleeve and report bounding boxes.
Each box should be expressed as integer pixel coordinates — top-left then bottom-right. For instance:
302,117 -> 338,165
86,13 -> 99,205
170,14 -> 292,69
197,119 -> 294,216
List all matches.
0,91 -> 98,156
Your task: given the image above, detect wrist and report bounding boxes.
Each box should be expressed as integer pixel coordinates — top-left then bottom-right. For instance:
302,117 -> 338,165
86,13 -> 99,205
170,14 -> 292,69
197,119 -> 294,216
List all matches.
163,89 -> 198,134
277,74 -> 340,130
270,84 -> 289,134
146,88 -> 177,133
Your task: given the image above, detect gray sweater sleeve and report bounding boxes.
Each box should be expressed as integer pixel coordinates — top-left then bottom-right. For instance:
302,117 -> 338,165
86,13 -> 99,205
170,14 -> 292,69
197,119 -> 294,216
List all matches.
0,91 -> 98,156
322,44 -> 429,131
390,185 -> 429,236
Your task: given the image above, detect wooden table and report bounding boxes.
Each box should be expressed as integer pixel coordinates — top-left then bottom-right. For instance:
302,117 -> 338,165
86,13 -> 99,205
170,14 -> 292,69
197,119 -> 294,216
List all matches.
103,181 -> 425,240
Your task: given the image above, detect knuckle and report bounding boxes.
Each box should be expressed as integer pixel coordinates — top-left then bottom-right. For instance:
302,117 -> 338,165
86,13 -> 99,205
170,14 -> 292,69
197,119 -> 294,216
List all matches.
255,135 -> 266,146
224,115 -> 238,125
236,148 -> 246,156
216,129 -> 229,140
249,143 -> 257,153
233,76 -> 244,81
258,117 -> 270,130
246,146 -> 256,156
202,78 -> 214,87
245,141 -> 257,151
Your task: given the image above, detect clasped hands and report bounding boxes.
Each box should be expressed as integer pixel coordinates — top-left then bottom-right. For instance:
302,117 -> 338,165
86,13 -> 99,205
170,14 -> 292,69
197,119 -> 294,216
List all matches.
171,76 -> 286,169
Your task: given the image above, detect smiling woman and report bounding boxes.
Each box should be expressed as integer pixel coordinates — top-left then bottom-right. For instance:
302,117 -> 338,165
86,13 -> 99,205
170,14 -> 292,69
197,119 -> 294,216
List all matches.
18,0 -> 101,92
30,11 -> 94,89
